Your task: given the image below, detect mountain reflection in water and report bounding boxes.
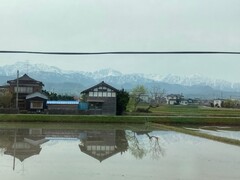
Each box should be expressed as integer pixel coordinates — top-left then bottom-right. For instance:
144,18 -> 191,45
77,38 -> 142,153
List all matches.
0,127 -> 163,169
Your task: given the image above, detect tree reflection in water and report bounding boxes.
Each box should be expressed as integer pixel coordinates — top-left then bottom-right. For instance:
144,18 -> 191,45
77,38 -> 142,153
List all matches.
126,131 -> 164,160
147,133 -> 165,160
126,131 -> 147,159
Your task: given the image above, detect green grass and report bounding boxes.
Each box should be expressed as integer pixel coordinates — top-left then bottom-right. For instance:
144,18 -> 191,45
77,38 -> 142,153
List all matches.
130,105 -> 240,117
0,121 -> 154,132
150,116 -> 240,126
0,114 -> 146,123
0,113 -> 240,125
0,105 -> 239,125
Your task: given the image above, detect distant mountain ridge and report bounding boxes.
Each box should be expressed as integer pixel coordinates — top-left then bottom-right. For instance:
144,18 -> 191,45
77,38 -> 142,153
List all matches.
0,61 -> 239,99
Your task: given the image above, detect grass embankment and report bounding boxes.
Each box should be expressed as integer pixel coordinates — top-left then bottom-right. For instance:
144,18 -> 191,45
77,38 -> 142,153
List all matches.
0,121 -> 152,132
0,114 -> 146,123
132,105 -> 240,117
0,105 -> 240,125
151,123 -> 240,147
150,116 -> 240,126
0,113 -> 240,126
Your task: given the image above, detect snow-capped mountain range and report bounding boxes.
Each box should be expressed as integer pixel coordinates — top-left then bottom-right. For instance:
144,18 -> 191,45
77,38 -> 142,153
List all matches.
0,62 -> 240,98
0,62 -> 63,76
158,74 -> 240,92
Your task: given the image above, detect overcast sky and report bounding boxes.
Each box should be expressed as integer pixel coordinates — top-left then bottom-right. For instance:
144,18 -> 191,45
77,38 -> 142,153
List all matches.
0,0 -> 239,82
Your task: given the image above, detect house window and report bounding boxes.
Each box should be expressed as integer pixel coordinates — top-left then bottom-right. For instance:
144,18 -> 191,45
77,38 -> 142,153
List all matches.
107,92 -> 112,97
103,92 -> 107,97
89,92 -> 93,97
112,92 -> 116,97
30,101 -> 43,109
98,92 -> 103,97
93,92 -> 98,97
14,87 -> 33,93
15,142 -> 31,149
107,88 -> 111,92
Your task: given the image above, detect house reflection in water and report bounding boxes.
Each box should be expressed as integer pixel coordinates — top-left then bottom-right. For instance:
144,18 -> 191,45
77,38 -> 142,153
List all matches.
0,128 -> 130,168
0,128 -> 48,169
79,130 -> 128,162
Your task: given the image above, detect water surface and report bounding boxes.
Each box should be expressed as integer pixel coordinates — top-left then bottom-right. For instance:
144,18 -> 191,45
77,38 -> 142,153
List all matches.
184,126 -> 240,140
0,123 -> 239,180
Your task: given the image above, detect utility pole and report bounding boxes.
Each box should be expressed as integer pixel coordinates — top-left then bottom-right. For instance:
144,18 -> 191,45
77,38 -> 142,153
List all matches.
16,70 -> 19,110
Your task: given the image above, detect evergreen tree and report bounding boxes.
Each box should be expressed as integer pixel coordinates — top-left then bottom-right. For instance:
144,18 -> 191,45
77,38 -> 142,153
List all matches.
116,89 -> 129,115
42,90 -> 74,100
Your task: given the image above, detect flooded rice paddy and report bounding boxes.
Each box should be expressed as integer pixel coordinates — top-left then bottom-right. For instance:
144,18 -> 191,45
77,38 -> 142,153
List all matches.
0,123 -> 239,180
184,126 -> 240,141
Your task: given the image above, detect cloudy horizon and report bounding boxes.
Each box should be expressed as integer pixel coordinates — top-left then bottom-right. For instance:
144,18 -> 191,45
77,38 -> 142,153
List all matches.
0,0 -> 239,82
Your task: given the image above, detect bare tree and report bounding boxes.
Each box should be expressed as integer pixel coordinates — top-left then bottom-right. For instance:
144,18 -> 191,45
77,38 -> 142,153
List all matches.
145,85 -> 166,111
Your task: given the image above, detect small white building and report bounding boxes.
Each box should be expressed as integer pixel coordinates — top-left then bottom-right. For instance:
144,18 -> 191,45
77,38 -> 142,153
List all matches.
168,99 -> 177,105
213,99 -> 224,108
166,94 -> 184,105
180,100 -> 188,105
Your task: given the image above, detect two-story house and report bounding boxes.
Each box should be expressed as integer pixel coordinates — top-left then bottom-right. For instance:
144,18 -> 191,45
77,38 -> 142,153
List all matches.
81,81 -> 118,115
6,74 -> 47,110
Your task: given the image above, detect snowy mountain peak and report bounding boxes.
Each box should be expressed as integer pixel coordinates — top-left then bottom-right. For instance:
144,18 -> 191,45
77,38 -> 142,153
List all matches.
0,61 -> 240,93
83,68 -> 122,79
0,61 -> 62,76
94,68 -> 122,77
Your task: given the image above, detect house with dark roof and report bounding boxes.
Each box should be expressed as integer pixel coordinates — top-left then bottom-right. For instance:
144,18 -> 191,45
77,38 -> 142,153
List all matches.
81,81 -> 118,115
26,92 -> 48,112
5,74 -> 47,110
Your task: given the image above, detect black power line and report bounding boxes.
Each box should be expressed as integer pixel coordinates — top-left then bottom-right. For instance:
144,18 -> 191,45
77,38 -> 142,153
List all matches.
0,50 -> 240,55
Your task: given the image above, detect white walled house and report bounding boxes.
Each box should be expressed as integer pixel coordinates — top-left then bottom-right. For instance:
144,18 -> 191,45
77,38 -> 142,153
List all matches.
180,100 -> 188,105
166,94 -> 184,105
213,99 -> 224,108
